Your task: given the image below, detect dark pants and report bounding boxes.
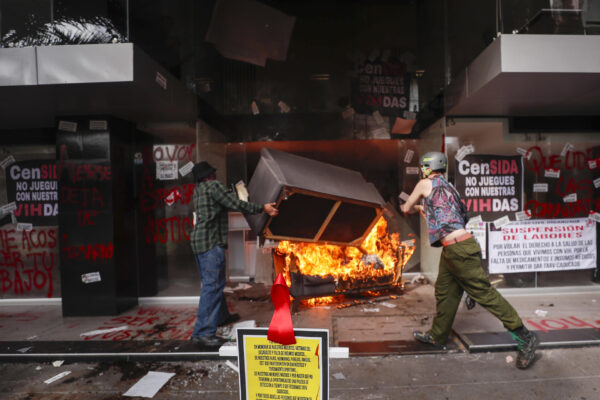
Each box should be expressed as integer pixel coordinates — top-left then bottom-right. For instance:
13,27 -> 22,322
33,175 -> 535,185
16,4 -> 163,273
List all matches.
429,237 -> 523,344
191,246 -> 232,338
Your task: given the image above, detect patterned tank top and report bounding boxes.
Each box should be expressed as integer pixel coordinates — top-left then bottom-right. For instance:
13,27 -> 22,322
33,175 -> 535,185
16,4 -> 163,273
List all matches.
423,175 -> 466,247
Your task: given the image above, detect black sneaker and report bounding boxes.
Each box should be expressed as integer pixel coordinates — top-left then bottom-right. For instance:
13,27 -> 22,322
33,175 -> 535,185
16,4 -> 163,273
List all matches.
191,335 -> 226,348
218,313 -> 241,327
413,330 -> 445,349
510,326 -> 539,369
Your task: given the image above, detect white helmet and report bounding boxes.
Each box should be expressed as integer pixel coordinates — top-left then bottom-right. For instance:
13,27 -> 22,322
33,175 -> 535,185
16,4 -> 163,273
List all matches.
420,151 -> 447,172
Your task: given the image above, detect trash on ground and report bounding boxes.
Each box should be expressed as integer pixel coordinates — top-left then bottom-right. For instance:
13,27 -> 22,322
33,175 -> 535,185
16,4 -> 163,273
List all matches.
44,371 -> 71,384
16,347 -> 32,353
410,274 -> 426,284
225,360 -> 239,373
52,360 -> 64,367
233,283 -> 252,291
80,325 -> 128,337
220,320 -> 256,340
535,309 -> 548,317
362,308 -> 380,312
505,355 -> 514,363
333,372 -> 346,380
123,371 -> 176,398
380,302 -> 397,308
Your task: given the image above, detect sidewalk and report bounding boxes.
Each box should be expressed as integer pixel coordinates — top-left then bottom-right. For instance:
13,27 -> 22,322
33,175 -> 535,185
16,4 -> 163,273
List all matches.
1,281 -> 599,361
2,282 -> 600,399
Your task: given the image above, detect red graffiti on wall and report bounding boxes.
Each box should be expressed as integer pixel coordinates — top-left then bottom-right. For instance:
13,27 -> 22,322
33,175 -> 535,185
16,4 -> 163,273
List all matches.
61,234 -> 114,261
60,186 -> 105,208
144,215 -> 192,244
0,228 -> 56,297
525,146 -> 596,176
140,183 -> 195,212
523,146 -> 600,218
152,144 -> 196,163
525,198 -> 600,218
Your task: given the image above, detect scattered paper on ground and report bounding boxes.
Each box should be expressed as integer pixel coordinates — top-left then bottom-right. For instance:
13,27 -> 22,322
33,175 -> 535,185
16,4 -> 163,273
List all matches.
225,360 -> 239,373
16,347 -> 32,353
535,309 -> 548,317
233,283 -> 252,291
333,372 -> 346,380
123,371 -> 175,398
52,360 -> 64,367
80,325 -> 128,337
44,371 -> 71,384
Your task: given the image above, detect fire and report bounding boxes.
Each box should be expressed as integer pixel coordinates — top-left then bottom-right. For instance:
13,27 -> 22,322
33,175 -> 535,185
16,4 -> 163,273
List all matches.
276,217 -> 415,293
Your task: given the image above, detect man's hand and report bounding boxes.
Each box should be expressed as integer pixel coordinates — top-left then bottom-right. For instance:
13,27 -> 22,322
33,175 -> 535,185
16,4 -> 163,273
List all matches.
264,203 -> 279,216
414,204 -> 426,218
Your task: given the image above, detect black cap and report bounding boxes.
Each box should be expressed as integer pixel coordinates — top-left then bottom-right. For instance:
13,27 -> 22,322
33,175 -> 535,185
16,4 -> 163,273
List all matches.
192,161 -> 216,181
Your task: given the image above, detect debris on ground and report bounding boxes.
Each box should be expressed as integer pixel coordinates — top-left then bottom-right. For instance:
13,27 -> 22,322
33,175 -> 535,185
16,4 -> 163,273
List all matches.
80,325 -> 128,337
333,372 -> 346,380
535,309 -> 548,317
410,274 -> 427,284
225,360 -> 239,373
123,371 -> 175,398
44,371 -> 71,384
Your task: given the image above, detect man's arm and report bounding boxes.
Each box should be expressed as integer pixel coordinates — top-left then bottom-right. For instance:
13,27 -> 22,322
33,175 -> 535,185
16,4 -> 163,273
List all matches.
210,181 -> 278,216
400,179 -> 430,215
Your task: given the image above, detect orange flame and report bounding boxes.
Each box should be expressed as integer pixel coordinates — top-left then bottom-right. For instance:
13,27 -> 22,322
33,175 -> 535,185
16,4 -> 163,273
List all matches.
276,217 -> 415,293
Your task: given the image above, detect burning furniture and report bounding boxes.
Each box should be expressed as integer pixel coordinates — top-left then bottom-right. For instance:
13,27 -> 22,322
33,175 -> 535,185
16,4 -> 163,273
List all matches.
245,148 -> 415,301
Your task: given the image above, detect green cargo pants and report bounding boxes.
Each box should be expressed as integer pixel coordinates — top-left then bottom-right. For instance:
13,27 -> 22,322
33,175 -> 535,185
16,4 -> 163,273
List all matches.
429,237 -> 523,344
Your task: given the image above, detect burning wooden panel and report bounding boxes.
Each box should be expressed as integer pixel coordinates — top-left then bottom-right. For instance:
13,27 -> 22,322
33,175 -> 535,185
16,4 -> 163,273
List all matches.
274,218 -> 416,299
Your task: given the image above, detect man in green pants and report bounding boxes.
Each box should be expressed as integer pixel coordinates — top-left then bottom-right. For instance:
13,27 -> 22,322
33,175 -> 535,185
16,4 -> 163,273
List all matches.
400,151 -> 538,369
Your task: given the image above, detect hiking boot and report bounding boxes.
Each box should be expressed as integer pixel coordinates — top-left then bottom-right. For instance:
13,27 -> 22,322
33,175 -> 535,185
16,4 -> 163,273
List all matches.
510,326 -> 539,369
413,331 -> 445,349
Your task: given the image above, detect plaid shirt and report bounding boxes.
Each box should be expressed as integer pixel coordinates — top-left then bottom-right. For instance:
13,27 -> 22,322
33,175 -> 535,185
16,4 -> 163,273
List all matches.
190,180 -> 263,254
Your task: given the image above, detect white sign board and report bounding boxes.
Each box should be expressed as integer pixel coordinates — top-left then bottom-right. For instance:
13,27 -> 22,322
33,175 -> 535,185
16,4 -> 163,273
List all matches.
489,218 -> 597,274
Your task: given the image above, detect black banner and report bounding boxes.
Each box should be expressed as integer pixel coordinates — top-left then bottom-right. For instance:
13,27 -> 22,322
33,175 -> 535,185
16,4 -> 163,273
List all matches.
455,154 -> 524,221
352,57 -> 410,120
5,160 -> 58,226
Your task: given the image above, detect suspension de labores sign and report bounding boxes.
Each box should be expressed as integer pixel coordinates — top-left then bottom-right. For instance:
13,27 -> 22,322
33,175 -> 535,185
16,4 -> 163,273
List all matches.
4,160 -> 58,226
489,217 -> 597,273
237,328 -> 328,400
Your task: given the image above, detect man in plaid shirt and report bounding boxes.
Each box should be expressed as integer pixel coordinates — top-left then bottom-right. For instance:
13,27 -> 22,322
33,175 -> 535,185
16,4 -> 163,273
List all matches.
190,161 -> 278,347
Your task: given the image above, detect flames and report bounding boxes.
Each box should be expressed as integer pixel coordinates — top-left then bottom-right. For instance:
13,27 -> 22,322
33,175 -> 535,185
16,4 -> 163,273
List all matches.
276,217 -> 415,292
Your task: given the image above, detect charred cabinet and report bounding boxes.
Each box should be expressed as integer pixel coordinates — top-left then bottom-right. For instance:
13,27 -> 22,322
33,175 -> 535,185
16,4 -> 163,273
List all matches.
245,148 -> 385,246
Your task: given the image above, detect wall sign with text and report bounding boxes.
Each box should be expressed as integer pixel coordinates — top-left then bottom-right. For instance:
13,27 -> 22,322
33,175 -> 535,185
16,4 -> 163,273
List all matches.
489,217 -> 597,274
455,154 -> 524,221
237,328 -> 329,400
5,160 -> 58,226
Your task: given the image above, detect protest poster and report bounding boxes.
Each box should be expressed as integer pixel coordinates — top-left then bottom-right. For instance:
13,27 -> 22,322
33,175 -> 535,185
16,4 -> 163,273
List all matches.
488,218 -> 596,274
455,154 -> 524,221
4,160 -> 58,225
238,328 -> 328,400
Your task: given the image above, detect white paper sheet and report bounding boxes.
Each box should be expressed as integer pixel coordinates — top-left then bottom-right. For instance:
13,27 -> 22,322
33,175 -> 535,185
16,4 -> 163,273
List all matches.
44,371 -> 71,384
123,371 -> 175,398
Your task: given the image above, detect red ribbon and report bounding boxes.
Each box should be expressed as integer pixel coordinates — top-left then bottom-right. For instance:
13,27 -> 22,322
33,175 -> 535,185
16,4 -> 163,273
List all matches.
267,273 -> 296,345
